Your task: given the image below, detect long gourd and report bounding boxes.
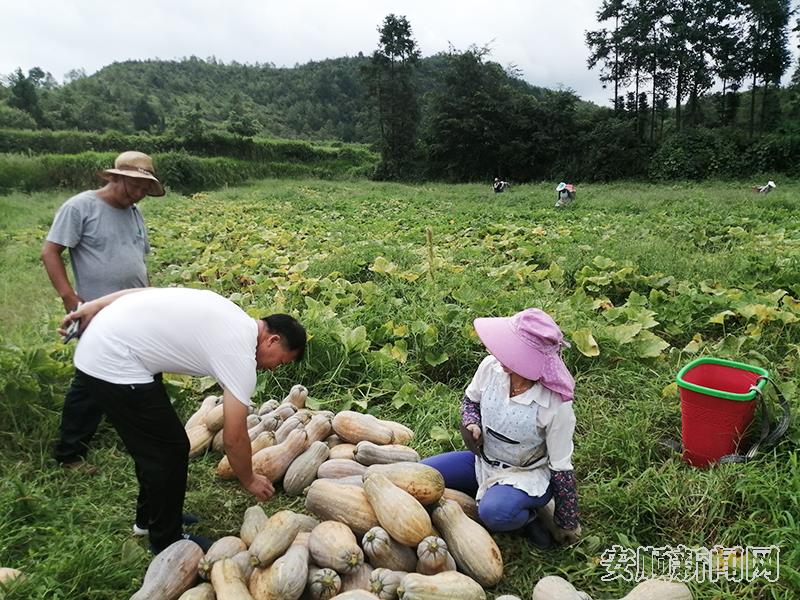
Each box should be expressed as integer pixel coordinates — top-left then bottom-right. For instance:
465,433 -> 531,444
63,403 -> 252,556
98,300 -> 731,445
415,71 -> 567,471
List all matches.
332,411 -> 394,445
210,558 -> 254,600
396,572 -> 486,600
309,521 -> 364,574
283,441 -> 330,496
305,479 -> 379,536
362,462 -> 444,505
430,499 -> 502,587
362,527 -> 417,572
248,536 -> 308,600
130,539 -> 205,600
363,473 -> 432,547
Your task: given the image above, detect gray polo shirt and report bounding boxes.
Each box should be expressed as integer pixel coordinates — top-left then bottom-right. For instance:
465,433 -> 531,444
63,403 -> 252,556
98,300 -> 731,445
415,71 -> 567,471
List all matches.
46,190 -> 150,301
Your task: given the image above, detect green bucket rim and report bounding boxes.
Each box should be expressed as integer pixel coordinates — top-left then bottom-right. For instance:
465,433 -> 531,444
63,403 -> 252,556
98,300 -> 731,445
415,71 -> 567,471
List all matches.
676,357 -> 769,402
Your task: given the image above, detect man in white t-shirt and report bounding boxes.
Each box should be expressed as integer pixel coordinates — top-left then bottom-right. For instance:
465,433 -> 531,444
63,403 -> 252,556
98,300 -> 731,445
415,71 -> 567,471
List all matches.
63,286 -> 306,553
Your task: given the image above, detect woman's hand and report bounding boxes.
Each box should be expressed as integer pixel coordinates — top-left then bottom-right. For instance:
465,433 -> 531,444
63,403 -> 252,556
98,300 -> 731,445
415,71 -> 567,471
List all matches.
460,423 -> 483,454
553,524 -> 582,546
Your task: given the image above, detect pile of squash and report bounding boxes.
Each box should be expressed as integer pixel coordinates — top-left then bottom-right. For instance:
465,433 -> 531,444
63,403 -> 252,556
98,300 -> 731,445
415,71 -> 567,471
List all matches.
135,386 -> 696,599
132,494 -> 500,600
138,386 -> 504,599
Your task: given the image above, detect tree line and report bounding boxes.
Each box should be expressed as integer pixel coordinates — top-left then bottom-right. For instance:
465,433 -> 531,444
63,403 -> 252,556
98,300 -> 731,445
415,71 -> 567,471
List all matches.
586,0 -> 792,139
364,9 -> 800,181
3,4 -> 800,182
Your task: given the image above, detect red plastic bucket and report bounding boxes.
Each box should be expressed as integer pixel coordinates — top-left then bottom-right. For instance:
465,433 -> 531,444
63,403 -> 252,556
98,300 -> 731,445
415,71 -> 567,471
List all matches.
676,358 -> 768,467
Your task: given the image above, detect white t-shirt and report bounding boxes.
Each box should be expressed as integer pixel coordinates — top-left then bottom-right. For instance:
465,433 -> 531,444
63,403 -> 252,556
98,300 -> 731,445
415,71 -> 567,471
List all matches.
75,288 -> 258,406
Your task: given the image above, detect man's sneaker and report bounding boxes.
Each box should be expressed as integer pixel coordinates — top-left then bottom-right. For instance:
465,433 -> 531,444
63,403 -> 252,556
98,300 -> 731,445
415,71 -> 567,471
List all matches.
181,532 -> 214,553
181,512 -> 200,525
149,532 -> 215,555
525,517 -> 555,551
60,460 -> 100,476
133,513 -> 201,536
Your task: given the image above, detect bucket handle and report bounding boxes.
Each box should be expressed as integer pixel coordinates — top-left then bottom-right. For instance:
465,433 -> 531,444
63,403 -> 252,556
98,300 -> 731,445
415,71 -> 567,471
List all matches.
719,377 -> 792,464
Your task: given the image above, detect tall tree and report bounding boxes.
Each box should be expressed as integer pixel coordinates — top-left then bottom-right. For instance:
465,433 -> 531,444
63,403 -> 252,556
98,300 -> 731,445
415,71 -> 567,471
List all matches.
363,14 -> 421,179
587,0 -> 628,111
132,96 -> 161,131
226,92 -> 262,137
713,7 -> 748,127
744,0 -> 791,135
423,46 -> 520,181
6,67 -> 49,126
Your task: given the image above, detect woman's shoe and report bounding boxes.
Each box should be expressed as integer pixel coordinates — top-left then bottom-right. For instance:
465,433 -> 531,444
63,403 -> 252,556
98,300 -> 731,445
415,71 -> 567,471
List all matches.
525,517 -> 554,550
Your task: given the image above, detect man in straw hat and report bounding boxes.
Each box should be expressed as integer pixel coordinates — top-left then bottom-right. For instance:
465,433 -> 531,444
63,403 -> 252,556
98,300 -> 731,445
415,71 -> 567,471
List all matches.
42,151 -> 165,475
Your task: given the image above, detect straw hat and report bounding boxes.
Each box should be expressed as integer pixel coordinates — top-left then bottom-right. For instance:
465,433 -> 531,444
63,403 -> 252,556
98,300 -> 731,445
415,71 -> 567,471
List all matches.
99,151 -> 165,197
474,308 -> 575,401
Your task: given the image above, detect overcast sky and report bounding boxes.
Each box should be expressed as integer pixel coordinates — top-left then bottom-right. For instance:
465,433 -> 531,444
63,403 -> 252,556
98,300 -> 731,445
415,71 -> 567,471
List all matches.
3,0 -> 799,108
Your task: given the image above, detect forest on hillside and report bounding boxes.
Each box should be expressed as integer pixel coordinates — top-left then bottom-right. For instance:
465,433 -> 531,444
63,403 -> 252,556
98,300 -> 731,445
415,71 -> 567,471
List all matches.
2,1 -> 800,182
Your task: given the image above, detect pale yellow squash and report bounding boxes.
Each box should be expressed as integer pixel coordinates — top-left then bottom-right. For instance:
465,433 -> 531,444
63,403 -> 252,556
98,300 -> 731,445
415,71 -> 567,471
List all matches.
332,411 -> 394,445
130,539 -> 205,600
368,568 -> 406,600
248,537 -> 308,600
430,499 -> 502,587
210,558 -> 253,600
396,571 -> 486,600
308,521 -> 364,575
307,566 -> 342,600
363,473 -> 432,547
305,479 -> 379,537
362,527 -> 417,572
363,463 -> 444,505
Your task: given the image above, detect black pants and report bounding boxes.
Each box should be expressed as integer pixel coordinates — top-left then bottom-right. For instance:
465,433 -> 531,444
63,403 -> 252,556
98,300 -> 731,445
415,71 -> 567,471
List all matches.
80,370 -> 189,553
54,369 -> 104,464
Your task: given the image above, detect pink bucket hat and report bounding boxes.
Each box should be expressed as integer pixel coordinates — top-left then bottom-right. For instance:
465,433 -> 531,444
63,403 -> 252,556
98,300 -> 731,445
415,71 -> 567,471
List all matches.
474,308 -> 575,401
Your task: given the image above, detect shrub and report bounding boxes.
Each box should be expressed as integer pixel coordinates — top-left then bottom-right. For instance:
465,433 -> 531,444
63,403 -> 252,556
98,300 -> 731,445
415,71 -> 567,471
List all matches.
573,114 -> 652,181
0,149 -> 375,193
0,128 -> 377,167
649,128 -> 739,180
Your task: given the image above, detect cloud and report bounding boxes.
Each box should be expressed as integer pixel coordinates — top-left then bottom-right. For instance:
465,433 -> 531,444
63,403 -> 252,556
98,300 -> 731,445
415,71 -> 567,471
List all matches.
3,0 -> 797,107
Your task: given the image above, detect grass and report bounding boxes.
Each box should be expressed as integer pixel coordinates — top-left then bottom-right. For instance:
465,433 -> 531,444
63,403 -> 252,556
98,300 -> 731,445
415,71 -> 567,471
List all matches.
0,179 -> 798,599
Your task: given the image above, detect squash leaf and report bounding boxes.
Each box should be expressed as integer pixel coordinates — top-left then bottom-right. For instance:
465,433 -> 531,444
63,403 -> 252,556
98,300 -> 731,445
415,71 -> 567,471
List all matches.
632,330 -> 669,358
424,351 -> 449,366
709,310 -> 736,324
606,323 -> 642,345
339,326 -> 369,353
571,329 -> 600,357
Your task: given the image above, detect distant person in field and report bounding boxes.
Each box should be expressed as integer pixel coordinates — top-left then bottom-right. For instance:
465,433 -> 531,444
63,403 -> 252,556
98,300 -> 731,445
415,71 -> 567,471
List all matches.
42,151 -> 165,475
493,177 -> 509,193
60,287 -> 306,553
421,308 -> 580,550
755,180 -> 776,194
555,182 -> 576,208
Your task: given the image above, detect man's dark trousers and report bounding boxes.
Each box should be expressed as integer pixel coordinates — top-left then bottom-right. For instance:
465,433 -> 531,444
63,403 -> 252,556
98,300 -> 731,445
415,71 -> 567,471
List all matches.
80,371 -> 189,553
54,369 -> 104,464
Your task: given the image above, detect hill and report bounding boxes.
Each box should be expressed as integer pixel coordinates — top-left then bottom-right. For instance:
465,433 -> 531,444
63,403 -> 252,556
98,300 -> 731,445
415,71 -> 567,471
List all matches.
2,55 -> 583,143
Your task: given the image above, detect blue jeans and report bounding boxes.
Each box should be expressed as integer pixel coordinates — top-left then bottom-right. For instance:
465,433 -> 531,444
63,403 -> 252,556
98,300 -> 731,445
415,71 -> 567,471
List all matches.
422,450 -> 552,532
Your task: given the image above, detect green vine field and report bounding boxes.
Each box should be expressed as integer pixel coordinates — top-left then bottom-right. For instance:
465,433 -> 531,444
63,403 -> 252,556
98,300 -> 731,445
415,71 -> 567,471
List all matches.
0,180 -> 798,599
